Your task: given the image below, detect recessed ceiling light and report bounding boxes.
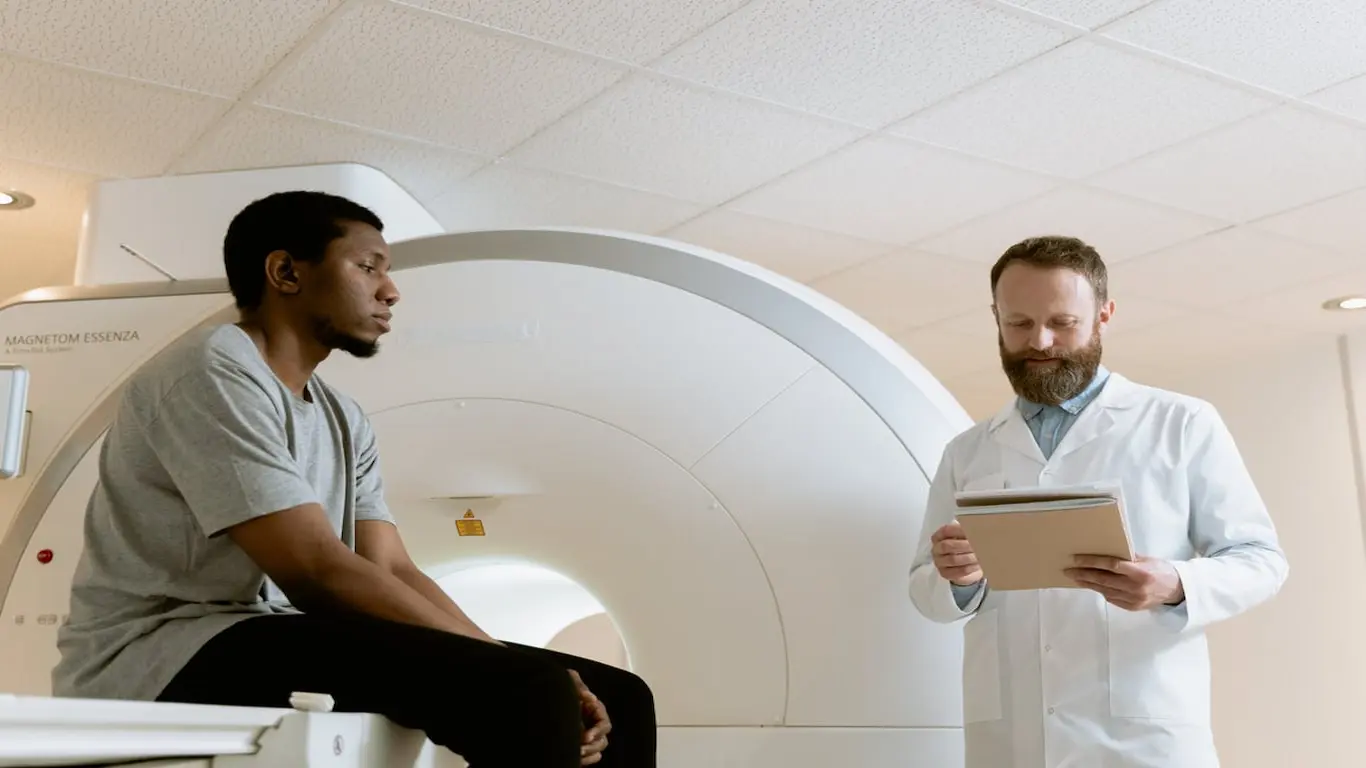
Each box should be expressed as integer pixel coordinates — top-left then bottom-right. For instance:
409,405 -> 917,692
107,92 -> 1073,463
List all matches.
1323,296 -> 1366,311
0,190 -> 35,211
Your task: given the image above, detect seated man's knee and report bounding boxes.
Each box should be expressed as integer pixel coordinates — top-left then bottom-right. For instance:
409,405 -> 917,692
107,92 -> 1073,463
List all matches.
589,665 -> 655,723
440,650 -> 582,766
496,650 -> 583,721
617,669 -> 656,714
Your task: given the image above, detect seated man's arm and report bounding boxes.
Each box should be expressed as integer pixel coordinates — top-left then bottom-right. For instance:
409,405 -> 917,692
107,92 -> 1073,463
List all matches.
355,520 -> 501,645
138,361 -> 494,642
1169,401 -> 1290,630
347,414 -> 501,644
228,508 -> 491,640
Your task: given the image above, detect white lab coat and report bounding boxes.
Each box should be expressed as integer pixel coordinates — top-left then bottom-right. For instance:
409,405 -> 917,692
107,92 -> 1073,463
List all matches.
909,373 -> 1288,768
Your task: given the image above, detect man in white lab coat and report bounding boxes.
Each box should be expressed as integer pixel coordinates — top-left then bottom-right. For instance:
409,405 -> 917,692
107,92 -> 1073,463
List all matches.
908,235 -> 1289,768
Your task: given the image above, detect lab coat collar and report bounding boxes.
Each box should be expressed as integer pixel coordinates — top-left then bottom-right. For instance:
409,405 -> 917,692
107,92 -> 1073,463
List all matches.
986,369 -> 1143,464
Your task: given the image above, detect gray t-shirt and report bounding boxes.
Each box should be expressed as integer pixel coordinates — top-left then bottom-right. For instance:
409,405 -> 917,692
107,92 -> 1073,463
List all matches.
52,323 -> 394,701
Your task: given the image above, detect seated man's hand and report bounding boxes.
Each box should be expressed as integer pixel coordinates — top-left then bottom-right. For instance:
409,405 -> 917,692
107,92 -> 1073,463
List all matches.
1065,555 -> 1184,610
568,669 -> 611,765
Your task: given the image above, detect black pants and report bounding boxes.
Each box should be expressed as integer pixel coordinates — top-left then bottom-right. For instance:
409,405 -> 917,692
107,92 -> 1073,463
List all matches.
157,613 -> 657,767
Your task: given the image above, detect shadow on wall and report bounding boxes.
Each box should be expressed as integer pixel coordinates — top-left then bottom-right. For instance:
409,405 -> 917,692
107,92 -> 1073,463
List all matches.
548,612 -> 629,669
436,561 -> 629,669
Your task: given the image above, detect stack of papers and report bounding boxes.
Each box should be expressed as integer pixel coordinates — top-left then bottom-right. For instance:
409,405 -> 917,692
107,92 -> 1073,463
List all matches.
953,483 -> 1135,591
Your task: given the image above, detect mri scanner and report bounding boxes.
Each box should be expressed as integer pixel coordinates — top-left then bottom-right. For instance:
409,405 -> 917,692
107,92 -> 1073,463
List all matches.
0,165 -> 976,766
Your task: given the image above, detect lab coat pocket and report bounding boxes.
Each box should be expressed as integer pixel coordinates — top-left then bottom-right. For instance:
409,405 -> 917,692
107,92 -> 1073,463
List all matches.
961,608 -> 1003,723
1106,605 -> 1209,722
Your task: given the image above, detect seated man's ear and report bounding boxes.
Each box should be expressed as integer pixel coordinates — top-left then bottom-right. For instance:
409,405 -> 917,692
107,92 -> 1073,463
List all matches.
265,250 -> 301,296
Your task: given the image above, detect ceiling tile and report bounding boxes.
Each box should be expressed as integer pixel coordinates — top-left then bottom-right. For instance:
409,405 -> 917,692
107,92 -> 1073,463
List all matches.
916,185 -> 1229,265
889,40 -> 1273,179
1101,0 -> 1366,95
807,248 -> 990,332
1305,73 -> 1366,122
1088,106 -> 1366,222
1109,226 -> 1360,309
394,0 -> 749,64
0,157 -> 100,296
0,0 -> 340,98
506,74 -> 866,205
254,1 -> 627,156
0,54 -> 228,177
893,326 -> 1003,381
651,0 -> 1076,128
995,0 -> 1156,29
1252,188 -> 1366,256
1216,268 -> 1366,336
170,106 -> 489,204
662,210 -> 894,284
424,163 -> 706,234
728,136 -> 1060,244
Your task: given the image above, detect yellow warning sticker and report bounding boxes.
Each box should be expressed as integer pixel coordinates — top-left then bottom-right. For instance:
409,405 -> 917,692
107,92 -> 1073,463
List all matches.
455,509 -> 485,536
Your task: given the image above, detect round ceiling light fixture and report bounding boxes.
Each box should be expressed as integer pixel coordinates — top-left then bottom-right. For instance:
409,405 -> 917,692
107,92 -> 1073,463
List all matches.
1323,296 -> 1366,311
0,190 -> 35,211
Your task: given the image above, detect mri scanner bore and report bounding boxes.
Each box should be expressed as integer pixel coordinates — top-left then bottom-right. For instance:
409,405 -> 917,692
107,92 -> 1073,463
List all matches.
0,167 -> 974,768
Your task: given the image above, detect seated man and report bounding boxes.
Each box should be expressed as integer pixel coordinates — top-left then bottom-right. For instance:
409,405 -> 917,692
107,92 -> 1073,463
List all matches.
52,190 -> 656,767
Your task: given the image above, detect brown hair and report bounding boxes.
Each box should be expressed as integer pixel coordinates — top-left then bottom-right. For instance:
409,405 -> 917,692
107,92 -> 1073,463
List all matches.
989,235 -> 1108,304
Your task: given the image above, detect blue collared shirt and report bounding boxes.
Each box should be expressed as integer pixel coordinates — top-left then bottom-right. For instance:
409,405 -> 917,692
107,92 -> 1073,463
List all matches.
1016,365 -> 1111,459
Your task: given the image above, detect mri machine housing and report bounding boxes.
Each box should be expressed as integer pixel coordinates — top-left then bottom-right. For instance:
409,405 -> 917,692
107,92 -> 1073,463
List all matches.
0,166 -> 974,767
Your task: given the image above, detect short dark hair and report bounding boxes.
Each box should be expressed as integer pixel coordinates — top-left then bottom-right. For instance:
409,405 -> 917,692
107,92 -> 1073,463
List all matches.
989,235 -> 1108,304
223,190 -> 384,310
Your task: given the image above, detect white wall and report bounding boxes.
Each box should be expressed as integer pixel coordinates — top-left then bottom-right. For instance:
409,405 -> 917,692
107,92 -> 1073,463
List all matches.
945,332 -> 1366,767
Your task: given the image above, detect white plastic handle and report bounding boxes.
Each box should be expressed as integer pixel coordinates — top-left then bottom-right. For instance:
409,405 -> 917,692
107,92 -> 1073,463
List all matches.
289,691 -> 336,712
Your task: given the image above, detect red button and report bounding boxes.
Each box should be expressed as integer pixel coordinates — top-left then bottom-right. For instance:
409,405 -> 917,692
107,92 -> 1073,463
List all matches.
36,549 -> 52,564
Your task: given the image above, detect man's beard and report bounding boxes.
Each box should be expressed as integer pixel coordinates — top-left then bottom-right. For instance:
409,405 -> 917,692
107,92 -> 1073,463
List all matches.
999,326 -> 1103,406
313,316 -> 379,359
